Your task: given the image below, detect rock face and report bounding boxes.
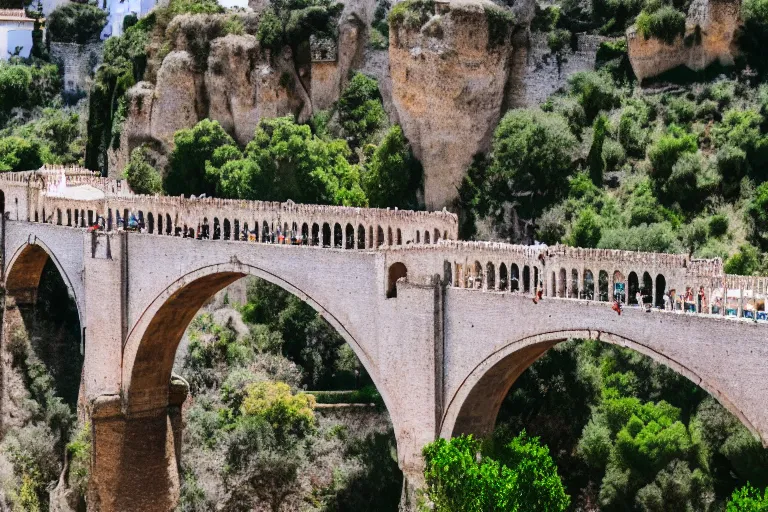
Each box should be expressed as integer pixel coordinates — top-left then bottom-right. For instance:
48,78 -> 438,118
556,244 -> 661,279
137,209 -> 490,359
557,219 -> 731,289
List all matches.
627,0 -> 740,82
108,24 -> 305,179
389,0 -> 515,209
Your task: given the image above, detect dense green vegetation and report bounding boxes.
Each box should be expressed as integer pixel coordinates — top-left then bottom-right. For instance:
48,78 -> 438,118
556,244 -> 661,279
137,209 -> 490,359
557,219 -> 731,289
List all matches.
460,69 -> 768,273
422,433 -> 570,511
496,340 -> 768,511
175,286 -> 403,511
47,3 -> 107,44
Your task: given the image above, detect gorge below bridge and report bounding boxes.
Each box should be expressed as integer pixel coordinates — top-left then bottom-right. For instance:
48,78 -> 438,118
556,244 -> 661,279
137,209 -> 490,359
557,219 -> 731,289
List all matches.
1,169 -> 767,511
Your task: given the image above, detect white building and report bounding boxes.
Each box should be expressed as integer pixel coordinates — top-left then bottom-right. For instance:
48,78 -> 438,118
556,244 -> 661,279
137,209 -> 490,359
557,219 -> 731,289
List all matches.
101,0 -> 156,39
0,9 -> 35,60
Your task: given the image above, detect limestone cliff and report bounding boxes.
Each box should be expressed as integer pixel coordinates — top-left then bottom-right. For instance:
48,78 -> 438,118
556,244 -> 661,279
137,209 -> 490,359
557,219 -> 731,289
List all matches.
627,0 -> 741,82
389,0 -> 516,209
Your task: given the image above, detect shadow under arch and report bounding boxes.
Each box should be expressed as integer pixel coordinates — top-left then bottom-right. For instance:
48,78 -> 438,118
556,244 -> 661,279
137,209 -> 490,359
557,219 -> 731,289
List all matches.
4,239 -> 84,335
121,261 -> 394,422
439,329 -> 761,445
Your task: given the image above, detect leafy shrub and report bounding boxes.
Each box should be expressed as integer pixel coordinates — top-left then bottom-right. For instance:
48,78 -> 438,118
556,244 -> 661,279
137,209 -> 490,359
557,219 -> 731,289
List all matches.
0,136 -> 43,172
241,381 -> 316,440
48,3 -> 107,44
123,145 -> 163,195
363,125 -> 422,209
724,244 -> 765,275
598,222 -> 681,252
484,5 -> 516,49
337,73 -> 387,147
602,139 -> 626,173
748,181 -> 768,249
648,125 -> 697,183
588,114 -> 608,185
636,6 -> 686,44
422,433 -> 570,512
739,0 -> 768,76
708,213 -> 729,238
568,208 -> 603,248
67,423 -> 92,498
547,29 -> 572,56
389,0 -> 435,29
726,484 -> 768,510
568,71 -> 621,121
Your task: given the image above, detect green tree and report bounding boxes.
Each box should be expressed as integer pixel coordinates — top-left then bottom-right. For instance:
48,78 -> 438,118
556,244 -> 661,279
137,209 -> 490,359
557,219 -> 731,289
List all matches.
748,182 -> 768,249
724,244 -> 765,275
240,381 -> 316,441
0,63 -> 31,116
568,208 -> 602,248
486,108 -> 577,240
588,114 -> 608,185
47,3 -> 107,44
739,0 -> 768,77
648,125 -> 697,185
338,73 -> 388,147
165,119 -> 236,196
636,6 -> 686,44
568,71 -> 620,122
726,484 -> 768,511
422,433 -> 570,512
0,136 -> 43,172
363,125 -> 422,209
123,145 -> 163,195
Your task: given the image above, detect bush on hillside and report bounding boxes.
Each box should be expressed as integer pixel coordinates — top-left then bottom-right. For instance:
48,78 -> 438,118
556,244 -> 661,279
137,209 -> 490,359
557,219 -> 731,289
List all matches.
48,3 -> 107,44
636,6 -> 686,45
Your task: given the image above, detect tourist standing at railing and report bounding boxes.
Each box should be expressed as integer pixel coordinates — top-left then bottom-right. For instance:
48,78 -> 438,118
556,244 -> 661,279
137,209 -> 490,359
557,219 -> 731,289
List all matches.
663,290 -> 671,311
698,286 -> 706,313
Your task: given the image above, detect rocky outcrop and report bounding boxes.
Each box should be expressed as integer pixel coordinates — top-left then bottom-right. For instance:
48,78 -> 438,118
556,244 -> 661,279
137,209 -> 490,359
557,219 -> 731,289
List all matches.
107,22 -> 307,179
389,0 -> 516,209
627,0 -> 740,82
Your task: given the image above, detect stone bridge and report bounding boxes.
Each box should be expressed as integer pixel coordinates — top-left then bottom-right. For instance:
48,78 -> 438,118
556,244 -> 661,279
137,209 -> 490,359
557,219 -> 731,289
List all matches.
1,169 -> 767,511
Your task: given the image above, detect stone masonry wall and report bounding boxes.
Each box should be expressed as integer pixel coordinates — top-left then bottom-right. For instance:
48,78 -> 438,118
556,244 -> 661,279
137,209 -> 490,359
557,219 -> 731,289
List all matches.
50,42 -> 103,93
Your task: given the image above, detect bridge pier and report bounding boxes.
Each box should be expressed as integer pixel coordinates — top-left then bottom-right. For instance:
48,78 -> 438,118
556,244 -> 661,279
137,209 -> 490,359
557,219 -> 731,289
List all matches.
89,380 -> 188,512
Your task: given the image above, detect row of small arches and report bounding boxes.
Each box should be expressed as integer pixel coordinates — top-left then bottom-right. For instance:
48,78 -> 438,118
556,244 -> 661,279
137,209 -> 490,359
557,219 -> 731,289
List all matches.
444,261 -> 672,307
39,207 -> 450,248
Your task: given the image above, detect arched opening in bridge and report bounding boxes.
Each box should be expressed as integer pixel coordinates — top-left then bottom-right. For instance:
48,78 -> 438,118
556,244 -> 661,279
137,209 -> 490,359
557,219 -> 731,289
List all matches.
369,226 -> 374,248
557,268 -> 566,297
122,267 -> 403,510
499,263 -> 508,291
397,228 -> 402,245
146,213 -> 154,234
444,260 -> 452,285
486,262 -> 495,290
473,261 -> 483,289
583,270 -> 594,300
434,229 -> 440,243
377,226 -> 384,247
387,262 -> 408,298
510,264 -> 519,292
223,219 -> 230,240
212,218 -> 219,240
523,266 -> 531,293
570,269 -> 579,298
56,209 -> 62,225
334,223 -> 342,248
166,214 -> 173,235
322,223 -> 331,247
642,271 -> 653,305
655,274 -> 666,308
598,270 -> 608,301
444,332 -> 768,509
3,243 -> 84,503
388,227 -> 393,246
346,224 -> 354,249
613,271 -> 625,303
312,224 -> 320,246
157,214 -> 163,235
416,231 -> 420,244
425,231 -> 431,244
628,272 -> 639,305
357,224 -> 365,249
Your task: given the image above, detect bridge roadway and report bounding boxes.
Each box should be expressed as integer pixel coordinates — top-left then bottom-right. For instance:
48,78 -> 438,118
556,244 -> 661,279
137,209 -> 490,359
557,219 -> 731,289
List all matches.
1,170 -> 767,511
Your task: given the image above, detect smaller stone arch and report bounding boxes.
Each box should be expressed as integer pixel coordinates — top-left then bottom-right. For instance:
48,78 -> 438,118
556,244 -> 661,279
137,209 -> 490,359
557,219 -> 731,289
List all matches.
262,221 -> 270,242
312,223 -> 320,246
148,213 -> 155,234
613,271 -> 625,303
499,263 -> 508,291
425,231 -> 431,244
377,226 -> 384,247
628,271 -> 640,305
557,268 -> 566,297
157,213 -> 163,235
523,266 -> 531,293
334,223 -> 343,248
212,218 -> 220,240
301,223 -> 309,245
67,209 -> 72,227
570,269 -> 579,298
56,209 -> 62,225
322,223 -> 331,247
345,224 -> 354,249
656,274 -> 666,308
599,270 -> 609,301
166,214 -> 173,235
486,262 -> 495,290
434,229 -> 440,242
388,227 -> 393,246
397,228 -> 402,245
472,261 -> 483,289
444,260 -> 452,286
510,264 -> 520,292
223,219 -> 231,240
387,262 -> 408,298
642,271 -> 653,305
416,231 -> 420,244
583,270 -> 595,300
357,224 -> 366,249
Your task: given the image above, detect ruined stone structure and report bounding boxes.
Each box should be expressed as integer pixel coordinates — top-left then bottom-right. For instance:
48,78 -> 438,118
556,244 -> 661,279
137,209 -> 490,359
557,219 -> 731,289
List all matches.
1,169 -> 767,511
50,42 -> 104,94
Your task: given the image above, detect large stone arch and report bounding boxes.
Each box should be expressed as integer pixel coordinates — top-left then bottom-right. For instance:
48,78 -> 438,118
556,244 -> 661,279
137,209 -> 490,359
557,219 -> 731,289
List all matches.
121,260 -> 394,422
4,239 -> 83,331
440,329 -> 761,445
